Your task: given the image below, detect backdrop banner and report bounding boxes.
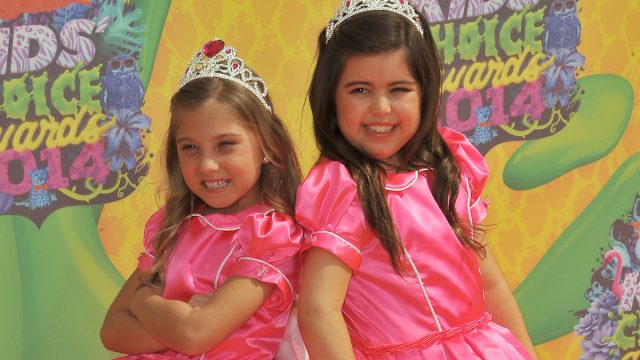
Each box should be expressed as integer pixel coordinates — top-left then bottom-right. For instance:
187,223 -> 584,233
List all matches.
0,1 -> 637,359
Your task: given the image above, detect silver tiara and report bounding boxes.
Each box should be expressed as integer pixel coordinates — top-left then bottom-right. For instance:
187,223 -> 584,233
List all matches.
179,38 -> 272,113
325,0 -> 424,43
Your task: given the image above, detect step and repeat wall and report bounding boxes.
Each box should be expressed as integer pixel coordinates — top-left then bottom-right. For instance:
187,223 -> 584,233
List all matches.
0,1 -> 637,359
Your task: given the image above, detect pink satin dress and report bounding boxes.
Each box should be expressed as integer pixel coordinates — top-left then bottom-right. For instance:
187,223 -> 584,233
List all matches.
296,128 -> 532,359
119,203 -> 303,360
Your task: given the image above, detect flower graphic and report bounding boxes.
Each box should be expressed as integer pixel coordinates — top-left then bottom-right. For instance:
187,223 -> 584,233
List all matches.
543,48 -> 585,108
575,288 -> 620,359
102,108 -> 150,171
579,320 -> 619,360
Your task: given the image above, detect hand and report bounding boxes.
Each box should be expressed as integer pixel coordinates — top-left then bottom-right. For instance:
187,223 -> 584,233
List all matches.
188,293 -> 213,309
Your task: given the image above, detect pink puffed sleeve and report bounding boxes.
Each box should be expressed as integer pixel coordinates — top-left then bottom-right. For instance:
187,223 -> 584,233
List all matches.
136,208 -> 165,272
230,212 -> 303,306
295,160 -> 368,273
440,127 -> 490,224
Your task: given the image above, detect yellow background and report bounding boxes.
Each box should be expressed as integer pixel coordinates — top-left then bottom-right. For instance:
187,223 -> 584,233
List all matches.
98,1 -> 640,359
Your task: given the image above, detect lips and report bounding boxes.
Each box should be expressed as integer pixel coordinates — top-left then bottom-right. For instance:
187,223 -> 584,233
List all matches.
203,179 -> 229,190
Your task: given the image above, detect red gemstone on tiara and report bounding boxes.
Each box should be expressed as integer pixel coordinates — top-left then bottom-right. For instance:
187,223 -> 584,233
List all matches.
202,39 -> 225,57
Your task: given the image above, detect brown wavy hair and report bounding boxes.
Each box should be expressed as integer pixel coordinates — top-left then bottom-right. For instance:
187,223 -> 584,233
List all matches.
147,77 -> 301,286
308,10 -> 485,273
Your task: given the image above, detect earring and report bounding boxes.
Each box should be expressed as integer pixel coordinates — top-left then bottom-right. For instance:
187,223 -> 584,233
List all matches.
262,155 -> 270,164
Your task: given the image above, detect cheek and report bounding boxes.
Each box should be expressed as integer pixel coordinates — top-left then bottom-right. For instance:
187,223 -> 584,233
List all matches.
254,145 -> 264,163
178,157 -> 194,177
335,93 -> 354,120
402,100 -> 421,127
336,106 -> 360,130
336,118 -> 353,140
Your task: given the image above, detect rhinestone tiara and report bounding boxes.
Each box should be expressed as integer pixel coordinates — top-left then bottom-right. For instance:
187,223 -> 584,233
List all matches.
179,38 -> 272,113
325,0 -> 424,43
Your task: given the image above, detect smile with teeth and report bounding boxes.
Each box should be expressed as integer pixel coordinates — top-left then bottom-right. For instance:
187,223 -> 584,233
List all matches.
203,179 -> 229,190
365,124 -> 395,134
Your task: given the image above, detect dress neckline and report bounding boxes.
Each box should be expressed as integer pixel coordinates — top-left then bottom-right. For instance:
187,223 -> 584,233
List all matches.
188,202 -> 272,231
385,169 -> 428,191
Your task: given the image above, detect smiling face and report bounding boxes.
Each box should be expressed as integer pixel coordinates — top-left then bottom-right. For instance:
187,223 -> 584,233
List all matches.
334,48 -> 421,166
175,98 -> 264,214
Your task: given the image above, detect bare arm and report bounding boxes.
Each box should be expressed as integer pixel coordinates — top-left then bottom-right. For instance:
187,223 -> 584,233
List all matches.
478,246 -> 537,359
298,248 -> 356,360
130,276 -> 274,356
100,269 -> 166,354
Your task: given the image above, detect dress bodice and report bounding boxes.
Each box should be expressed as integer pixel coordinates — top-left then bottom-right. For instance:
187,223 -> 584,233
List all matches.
134,203 -> 302,359
296,128 -> 530,359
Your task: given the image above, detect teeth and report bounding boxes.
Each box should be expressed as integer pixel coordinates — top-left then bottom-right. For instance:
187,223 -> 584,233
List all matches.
203,180 -> 229,189
366,125 -> 394,134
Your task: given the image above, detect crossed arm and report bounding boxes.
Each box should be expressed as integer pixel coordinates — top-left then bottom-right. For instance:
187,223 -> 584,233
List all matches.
101,269 -> 274,356
100,269 -> 166,354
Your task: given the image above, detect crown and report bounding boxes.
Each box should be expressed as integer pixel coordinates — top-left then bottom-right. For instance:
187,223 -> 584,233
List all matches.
179,38 -> 272,113
325,0 -> 424,43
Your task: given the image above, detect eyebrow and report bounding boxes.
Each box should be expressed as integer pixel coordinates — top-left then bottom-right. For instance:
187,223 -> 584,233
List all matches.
342,80 -> 418,87
176,133 -> 242,143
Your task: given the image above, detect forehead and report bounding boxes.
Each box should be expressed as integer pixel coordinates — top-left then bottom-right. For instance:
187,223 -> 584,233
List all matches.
339,48 -> 414,81
175,99 -> 254,136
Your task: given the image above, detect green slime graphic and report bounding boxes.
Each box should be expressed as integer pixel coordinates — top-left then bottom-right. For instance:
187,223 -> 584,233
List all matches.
15,208 -> 123,359
504,74 -> 634,190
0,1 -> 171,358
0,216 -> 22,359
515,151 -> 640,344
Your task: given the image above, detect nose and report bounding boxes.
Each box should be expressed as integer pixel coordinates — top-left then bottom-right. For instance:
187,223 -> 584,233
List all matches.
200,156 -> 219,172
371,94 -> 391,115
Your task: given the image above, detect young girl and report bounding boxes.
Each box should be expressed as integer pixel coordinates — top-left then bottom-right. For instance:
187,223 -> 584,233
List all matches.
296,1 -> 537,359
100,37 -> 303,359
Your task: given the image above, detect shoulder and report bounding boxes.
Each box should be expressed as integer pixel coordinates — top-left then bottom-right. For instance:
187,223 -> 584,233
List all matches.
146,206 -> 166,224
440,128 -> 490,220
139,206 -> 166,258
439,127 -> 488,183
241,210 -> 300,236
237,210 -> 303,259
296,158 -> 359,219
298,158 -> 357,196
303,158 -> 355,184
143,206 -> 166,237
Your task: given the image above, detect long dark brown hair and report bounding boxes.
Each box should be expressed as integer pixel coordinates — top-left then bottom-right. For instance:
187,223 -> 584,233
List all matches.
148,77 -> 301,286
308,10 -> 485,273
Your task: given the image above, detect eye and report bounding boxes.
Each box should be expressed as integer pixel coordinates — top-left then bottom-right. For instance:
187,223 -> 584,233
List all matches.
391,87 -> 411,93
180,144 -> 197,152
349,87 -> 369,95
218,140 -> 236,149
